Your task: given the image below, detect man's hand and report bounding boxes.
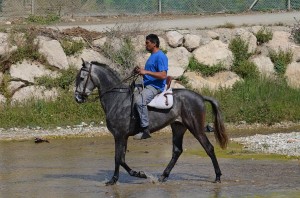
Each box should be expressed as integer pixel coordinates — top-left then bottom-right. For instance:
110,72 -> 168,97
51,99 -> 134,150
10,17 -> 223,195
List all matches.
134,66 -> 141,74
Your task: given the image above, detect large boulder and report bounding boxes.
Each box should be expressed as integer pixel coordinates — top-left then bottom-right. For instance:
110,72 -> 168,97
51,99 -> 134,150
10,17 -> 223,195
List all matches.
266,31 -> 300,62
166,31 -> 183,48
193,40 -> 233,69
0,32 -> 17,56
183,34 -> 201,52
11,86 -> 58,104
285,62 -> 300,89
10,60 -> 58,83
235,28 -> 257,53
68,49 -> 112,69
185,71 -> 241,91
251,55 -> 275,77
167,47 -> 192,78
38,36 -> 69,69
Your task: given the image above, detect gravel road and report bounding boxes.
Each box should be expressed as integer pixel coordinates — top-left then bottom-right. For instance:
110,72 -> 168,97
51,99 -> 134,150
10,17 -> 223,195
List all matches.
53,11 -> 300,32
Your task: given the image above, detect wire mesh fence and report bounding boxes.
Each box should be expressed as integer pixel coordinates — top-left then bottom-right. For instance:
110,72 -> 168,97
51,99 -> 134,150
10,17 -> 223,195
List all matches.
0,0 -> 299,17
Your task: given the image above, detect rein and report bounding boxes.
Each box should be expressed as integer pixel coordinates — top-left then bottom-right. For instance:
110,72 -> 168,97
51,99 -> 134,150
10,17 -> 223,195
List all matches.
99,72 -> 139,98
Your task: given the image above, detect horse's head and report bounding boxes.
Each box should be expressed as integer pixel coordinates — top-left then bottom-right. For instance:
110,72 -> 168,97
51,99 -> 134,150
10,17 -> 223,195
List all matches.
74,59 -> 97,103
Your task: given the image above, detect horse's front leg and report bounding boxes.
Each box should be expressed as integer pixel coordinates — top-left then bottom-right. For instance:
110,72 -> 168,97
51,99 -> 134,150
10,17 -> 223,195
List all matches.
105,137 -> 146,186
159,122 -> 186,182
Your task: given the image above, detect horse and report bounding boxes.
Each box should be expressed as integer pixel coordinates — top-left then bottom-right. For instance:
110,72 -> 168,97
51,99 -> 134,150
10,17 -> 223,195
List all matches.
74,59 -> 228,185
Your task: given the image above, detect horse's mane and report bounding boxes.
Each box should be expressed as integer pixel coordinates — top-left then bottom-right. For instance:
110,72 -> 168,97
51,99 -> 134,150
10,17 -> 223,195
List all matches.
91,61 -> 122,81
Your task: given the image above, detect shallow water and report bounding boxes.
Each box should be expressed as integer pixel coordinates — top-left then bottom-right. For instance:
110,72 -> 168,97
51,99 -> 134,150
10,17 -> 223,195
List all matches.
0,133 -> 299,197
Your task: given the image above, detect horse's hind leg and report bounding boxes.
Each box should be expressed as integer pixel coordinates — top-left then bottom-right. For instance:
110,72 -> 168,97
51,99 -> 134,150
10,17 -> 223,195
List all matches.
159,121 -> 186,182
191,127 -> 222,183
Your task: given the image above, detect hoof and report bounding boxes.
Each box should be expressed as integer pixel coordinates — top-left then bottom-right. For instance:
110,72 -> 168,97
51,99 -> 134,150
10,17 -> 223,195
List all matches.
105,176 -> 118,186
213,176 -> 221,183
158,175 -> 168,182
138,171 -> 147,178
105,180 -> 116,186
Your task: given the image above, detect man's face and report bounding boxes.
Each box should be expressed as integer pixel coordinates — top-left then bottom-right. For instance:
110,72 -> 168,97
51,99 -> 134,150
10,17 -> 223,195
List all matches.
145,39 -> 156,52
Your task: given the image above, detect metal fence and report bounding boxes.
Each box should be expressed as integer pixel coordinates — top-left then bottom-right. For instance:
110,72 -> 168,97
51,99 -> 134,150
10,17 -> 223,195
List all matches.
0,0 -> 300,17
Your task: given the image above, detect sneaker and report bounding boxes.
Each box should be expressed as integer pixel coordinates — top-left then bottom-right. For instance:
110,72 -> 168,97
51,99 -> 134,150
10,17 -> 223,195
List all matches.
133,127 -> 151,140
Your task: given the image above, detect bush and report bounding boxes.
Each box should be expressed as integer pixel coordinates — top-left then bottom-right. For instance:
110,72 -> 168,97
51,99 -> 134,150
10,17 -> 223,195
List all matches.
201,77 -> 300,124
269,49 -> 293,76
188,57 -> 226,76
255,27 -> 273,45
231,60 -> 259,79
36,67 -> 78,90
26,14 -> 60,25
291,17 -> 300,44
229,36 -> 255,78
61,39 -> 85,56
229,36 -> 251,65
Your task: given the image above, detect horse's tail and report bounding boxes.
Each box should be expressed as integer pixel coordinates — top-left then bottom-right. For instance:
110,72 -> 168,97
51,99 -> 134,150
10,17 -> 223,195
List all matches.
203,96 -> 228,149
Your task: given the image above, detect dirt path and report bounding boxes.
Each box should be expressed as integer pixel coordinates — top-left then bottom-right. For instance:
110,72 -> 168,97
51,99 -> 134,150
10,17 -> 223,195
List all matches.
1,133 -> 299,197
53,11 -> 300,32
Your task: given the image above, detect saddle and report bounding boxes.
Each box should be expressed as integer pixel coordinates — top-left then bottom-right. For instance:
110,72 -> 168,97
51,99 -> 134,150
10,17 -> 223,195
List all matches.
147,76 -> 173,109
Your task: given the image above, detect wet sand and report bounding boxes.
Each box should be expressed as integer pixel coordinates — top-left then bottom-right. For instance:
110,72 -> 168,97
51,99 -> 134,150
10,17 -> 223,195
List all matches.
0,133 -> 299,197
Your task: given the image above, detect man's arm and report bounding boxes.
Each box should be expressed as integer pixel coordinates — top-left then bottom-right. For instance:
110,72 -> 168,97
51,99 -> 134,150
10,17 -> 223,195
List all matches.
135,67 -> 167,80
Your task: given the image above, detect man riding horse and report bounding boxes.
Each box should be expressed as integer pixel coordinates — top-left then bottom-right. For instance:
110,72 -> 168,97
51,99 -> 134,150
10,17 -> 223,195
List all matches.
133,34 -> 168,140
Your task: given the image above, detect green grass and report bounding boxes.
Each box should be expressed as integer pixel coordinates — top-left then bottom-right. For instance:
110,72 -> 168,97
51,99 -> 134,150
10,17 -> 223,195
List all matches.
185,141 -> 299,160
0,92 -> 104,129
26,14 -> 60,25
187,57 -> 226,76
201,77 -> 300,125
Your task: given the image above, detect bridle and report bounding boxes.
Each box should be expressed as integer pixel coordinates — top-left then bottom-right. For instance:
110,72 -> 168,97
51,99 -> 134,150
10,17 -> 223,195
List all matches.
77,62 -> 139,100
76,62 -> 97,98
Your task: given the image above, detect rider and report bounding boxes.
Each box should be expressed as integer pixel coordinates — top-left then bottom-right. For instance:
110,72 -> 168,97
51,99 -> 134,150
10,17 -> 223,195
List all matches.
133,34 -> 168,140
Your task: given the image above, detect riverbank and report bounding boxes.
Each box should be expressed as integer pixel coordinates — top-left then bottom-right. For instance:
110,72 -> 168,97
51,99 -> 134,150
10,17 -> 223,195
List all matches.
0,122 -> 300,157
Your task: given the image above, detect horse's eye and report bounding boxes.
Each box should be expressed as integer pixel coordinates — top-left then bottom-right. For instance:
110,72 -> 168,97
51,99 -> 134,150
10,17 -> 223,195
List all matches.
80,73 -> 86,79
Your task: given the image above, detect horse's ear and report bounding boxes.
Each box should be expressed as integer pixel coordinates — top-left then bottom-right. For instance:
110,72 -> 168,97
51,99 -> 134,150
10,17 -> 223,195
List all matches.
81,58 -> 86,67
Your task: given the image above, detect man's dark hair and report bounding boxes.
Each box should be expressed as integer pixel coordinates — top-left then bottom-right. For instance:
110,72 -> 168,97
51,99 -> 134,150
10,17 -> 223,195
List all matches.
146,34 -> 160,48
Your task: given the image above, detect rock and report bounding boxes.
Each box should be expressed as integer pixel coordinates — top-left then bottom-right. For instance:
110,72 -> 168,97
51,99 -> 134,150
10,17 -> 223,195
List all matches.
193,40 -> 233,69
38,36 -> 69,69
183,34 -> 201,52
285,62 -> 300,89
10,60 -> 58,83
166,31 -> 183,48
251,55 -> 275,77
167,47 -> 192,78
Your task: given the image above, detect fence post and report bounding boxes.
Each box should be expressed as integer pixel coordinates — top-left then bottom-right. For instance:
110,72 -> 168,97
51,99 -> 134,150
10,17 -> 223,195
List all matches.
287,0 -> 291,10
249,0 -> 259,10
31,0 -> 34,15
158,0 -> 162,14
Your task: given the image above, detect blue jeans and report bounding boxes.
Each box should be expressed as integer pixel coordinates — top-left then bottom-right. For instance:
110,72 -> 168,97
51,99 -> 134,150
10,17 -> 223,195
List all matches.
135,85 -> 160,128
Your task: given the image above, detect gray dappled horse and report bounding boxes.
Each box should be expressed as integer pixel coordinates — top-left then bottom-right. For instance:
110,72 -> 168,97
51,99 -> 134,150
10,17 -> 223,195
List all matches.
74,60 -> 228,185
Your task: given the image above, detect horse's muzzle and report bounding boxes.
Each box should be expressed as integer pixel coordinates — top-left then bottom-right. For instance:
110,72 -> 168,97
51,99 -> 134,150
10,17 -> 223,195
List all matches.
75,93 -> 87,103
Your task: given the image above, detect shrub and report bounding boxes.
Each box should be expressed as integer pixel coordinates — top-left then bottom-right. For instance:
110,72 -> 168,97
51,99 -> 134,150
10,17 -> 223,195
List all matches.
61,39 -> 85,56
231,60 -> 259,79
102,36 -> 136,76
26,14 -> 60,25
291,17 -> 300,44
36,66 -> 78,90
229,36 -> 255,78
216,22 -> 236,29
255,27 -> 273,45
269,49 -> 293,76
188,57 -> 226,76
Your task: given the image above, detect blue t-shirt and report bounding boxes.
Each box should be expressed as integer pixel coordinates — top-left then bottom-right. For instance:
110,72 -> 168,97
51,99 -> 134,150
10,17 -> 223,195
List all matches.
143,50 -> 168,92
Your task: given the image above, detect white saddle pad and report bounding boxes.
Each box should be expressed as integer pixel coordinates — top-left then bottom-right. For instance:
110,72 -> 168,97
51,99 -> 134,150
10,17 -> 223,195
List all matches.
147,88 -> 173,109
